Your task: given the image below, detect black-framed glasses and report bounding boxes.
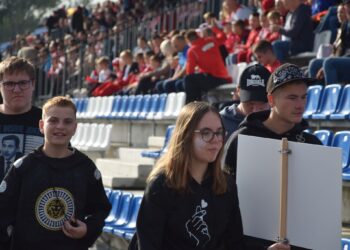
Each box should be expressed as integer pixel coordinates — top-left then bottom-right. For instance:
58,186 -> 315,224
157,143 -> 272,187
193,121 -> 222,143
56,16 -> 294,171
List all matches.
194,128 -> 226,142
1,80 -> 32,90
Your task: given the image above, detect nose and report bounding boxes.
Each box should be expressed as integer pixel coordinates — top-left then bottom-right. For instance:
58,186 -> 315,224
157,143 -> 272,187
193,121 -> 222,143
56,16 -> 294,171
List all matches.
13,83 -> 22,92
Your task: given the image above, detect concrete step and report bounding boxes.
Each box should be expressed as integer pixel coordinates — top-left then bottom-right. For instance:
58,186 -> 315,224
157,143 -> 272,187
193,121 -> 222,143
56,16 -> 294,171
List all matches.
148,136 -> 165,148
117,147 -> 155,164
96,158 -> 153,189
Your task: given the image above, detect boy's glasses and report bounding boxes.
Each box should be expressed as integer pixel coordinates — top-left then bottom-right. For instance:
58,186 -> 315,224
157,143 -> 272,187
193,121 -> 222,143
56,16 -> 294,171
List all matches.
194,128 -> 226,142
1,80 -> 32,90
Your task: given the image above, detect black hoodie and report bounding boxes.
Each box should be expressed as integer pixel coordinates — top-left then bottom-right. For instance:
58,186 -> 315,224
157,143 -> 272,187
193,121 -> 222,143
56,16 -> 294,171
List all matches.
0,147 -> 111,250
224,110 -> 322,177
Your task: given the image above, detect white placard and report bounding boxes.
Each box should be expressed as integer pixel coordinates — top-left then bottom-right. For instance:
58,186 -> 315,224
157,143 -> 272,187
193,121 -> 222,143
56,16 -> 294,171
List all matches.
237,135 -> 342,250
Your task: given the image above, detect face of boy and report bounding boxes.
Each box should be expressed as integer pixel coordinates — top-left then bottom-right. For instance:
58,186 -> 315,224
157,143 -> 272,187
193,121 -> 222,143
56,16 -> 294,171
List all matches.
254,51 -> 270,65
39,106 -> 77,147
269,82 -> 307,125
0,72 -> 34,114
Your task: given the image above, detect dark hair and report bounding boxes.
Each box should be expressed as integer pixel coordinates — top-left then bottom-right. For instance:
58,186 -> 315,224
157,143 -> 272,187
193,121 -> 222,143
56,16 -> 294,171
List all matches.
253,40 -> 273,54
185,29 -> 199,42
2,135 -> 20,148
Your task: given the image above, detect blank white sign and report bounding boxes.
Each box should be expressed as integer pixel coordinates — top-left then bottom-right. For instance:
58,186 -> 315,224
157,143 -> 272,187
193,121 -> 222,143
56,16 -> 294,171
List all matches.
237,135 -> 342,250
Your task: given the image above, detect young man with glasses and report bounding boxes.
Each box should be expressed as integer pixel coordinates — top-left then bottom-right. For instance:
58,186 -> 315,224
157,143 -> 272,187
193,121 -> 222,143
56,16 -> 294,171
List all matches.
0,56 -> 43,174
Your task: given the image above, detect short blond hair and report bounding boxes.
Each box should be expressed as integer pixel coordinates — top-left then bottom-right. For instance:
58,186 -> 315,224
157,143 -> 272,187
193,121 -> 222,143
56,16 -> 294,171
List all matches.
42,96 -> 76,118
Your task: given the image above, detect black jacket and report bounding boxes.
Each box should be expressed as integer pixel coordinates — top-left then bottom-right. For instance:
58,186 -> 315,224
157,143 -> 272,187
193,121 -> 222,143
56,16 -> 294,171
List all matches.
135,173 -> 246,250
224,110 -> 322,177
0,147 -> 111,250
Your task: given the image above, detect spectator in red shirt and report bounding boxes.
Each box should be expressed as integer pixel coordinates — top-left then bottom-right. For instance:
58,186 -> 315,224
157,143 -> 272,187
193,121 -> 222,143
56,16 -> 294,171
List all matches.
184,30 -> 231,103
253,40 -> 281,73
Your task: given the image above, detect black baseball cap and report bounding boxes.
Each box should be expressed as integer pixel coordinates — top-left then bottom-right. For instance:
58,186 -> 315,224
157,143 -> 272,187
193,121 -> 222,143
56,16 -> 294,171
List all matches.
238,64 -> 270,102
267,63 -> 315,93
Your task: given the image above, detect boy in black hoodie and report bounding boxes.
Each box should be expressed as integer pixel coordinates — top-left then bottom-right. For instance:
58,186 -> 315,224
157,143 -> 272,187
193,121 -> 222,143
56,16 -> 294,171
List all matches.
224,63 -> 322,177
0,96 -> 111,250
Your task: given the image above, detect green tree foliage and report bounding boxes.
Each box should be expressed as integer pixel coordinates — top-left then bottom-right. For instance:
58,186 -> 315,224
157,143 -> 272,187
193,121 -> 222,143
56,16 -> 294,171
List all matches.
0,0 -> 59,42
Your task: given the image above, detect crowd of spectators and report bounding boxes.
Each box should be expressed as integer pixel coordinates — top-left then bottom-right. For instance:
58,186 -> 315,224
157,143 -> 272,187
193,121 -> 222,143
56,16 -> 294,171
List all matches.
0,0 -> 349,104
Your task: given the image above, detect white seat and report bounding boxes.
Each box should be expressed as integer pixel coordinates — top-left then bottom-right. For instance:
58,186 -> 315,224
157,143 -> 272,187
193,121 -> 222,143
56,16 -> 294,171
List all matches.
81,123 -> 99,151
82,97 -> 96,119
89,96 -> 102,119
103,96 -> 115,118
92,124 -> 113,150
76,123 -> 94,149
172,92 -> 186,118
70,123 -> 83,147
96,96 -> 109,118
163,92 -> 177,119
155,93 -> 175,120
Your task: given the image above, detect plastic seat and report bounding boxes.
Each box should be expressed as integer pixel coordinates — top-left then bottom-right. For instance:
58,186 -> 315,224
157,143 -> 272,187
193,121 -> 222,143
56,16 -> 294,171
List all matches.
342,238 -> 350,249
101,96 -> 115,118
311,84 -> 342,120
129,95 -> 145,120
105,190 -> 123,225
83,97 -> 97,119
90,96 -> 103,119
141,125 -> 175,159
116,95 -> 131,119
303,85 -> 323,119
172,92 -> 186,118
138,94 -> 152,120
104,188 -> 112,201
71,123 -> 88,148
80,123 -> 99,151
313,129 -> 334,146
152,93 -> 168,120
162,93 -> 177,119
103,192 -> 134,233
109,96 -> 122,119
77,97 -> 89,119
96,96 -> 109,118
76,123 -> 94,149
332,131 -> 350,169
122,95 -> 137,119
94,124 -> 113,150
330,84 -> 350,120
113,195 -> 143,238
70,123 -> 83,147
146,94 -> 160,120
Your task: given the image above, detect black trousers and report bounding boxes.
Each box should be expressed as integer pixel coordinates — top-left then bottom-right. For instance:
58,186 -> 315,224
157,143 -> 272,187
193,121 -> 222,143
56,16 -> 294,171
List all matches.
184,73 -> 229,103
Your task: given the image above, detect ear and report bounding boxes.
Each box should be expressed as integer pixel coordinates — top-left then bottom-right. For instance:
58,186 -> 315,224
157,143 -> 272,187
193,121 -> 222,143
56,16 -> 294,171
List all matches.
39,119 -> 44,134
267,93 -> 274,107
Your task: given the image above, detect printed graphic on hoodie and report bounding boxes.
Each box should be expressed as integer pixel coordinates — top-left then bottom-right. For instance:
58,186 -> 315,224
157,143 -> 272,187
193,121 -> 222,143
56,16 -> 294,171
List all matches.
35,187 -> 75,231
185,199 -> 211,247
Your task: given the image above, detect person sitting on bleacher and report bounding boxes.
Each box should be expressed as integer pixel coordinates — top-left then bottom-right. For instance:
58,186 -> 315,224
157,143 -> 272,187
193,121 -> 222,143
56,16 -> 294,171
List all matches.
253,40 -> 281,73
308,1 -> 350,85
220,64 -> 271,138
184,29 -> 232,103
271,0 -> 314,62
131,101 -> 289,250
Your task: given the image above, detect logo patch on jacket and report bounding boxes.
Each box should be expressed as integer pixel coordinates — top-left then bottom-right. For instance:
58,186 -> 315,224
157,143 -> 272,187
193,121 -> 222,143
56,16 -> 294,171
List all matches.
35,187 -> 75,231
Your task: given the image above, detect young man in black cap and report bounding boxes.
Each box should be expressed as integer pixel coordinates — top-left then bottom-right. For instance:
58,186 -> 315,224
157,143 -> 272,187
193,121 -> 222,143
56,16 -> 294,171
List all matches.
224,63 -> 322,177
220,64 -> 271,138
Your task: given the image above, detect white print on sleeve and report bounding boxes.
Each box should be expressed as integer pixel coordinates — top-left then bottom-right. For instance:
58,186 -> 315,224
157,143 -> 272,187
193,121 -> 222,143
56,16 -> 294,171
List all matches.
185,199 -> 211,247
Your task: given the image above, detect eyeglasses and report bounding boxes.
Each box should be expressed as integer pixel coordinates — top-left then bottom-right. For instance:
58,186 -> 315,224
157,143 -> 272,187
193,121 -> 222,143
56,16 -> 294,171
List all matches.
1,80 -> 32,91
194,128 -> 226,142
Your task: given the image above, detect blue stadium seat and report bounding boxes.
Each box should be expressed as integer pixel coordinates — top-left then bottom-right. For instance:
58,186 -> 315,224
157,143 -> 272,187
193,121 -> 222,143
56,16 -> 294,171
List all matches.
112,195 -> 143,238
330,84 -> 350,120
108,95 -> 122,119
122,95 -> 137,119
342,238 -> 350,249
137,94 -> 152,120
144,94 -> 160,120
77,97 -> 89,119
313,129 -> 334,146
130,95 -> 145,120
141,125 -> 175,159
116,95 -> 131,119
104,187 -> 112,200
303,129 -> 313,134
152,93 -> 168,120
311,84 -> 342,120
103,192 -> 133,233
303,85 -> 323,119
332,131 -> 350,169
105,190 -> 123,225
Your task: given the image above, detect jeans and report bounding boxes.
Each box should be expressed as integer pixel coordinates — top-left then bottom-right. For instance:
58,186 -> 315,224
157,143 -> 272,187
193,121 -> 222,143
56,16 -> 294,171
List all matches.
323,57 -> 350,84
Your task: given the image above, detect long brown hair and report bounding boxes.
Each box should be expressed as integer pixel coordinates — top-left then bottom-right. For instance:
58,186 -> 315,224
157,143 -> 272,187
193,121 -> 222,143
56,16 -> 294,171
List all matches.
148,102 -> 227,194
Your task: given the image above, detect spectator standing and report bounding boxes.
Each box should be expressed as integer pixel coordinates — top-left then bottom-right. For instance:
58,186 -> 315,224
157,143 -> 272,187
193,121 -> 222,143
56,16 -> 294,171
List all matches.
0,96 -> 111,249
220,64 -> 271,138
271,0 -> 314,61
0,57 -> 44,181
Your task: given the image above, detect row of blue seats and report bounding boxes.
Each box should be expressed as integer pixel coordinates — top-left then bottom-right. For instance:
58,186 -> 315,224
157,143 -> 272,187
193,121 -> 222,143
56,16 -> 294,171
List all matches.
73,92 -> 186,120
307,130 -> 350,181
304,84 -> 350,120
103,189 -> 142,240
